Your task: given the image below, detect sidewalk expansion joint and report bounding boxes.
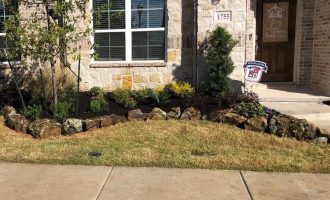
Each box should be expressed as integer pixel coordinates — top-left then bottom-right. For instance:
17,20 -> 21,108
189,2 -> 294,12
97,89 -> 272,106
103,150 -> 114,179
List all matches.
95,167 -> 114,200
239,171 -> 254,200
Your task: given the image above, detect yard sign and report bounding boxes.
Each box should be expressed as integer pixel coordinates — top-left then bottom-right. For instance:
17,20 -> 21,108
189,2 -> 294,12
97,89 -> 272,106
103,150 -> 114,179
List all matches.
243,61 -> 268,82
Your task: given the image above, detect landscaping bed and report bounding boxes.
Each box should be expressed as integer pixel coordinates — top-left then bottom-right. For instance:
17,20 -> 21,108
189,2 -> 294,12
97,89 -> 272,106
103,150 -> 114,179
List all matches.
1,83 -> 329,144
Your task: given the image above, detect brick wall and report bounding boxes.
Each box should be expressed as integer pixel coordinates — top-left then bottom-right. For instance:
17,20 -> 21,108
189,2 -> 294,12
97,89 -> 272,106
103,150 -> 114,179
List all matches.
311,0 -> 330,95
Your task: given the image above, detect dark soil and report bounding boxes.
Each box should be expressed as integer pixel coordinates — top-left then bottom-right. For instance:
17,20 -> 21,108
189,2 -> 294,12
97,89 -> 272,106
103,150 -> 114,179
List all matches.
1,89 -> 224,120
68,92 -> 223,120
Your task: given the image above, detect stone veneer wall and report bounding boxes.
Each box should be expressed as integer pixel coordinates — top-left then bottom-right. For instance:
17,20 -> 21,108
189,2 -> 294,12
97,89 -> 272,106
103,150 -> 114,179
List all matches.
71,0 -> 194,91
310,0 -> 330,95
197,0 -> 255,90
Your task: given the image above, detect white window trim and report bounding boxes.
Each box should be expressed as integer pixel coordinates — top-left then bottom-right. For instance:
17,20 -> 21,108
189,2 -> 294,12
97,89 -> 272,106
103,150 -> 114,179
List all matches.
90,0 -> 166,64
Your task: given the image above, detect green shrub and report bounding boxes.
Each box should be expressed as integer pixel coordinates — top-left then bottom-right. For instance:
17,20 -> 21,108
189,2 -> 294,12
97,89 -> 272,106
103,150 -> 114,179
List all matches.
90,96 -> 109,113
52,101 -> 71,121
89,87 -> 106,97
170,82 -> 195,98
234,102 -> 266,118
21,105 -> 42,120
129,89 -> 150,102
205,27 -> 238,93
216,91 -> 260,107
146,87 -> 171,105
88,87 -> 108,112
111,89 -> 137,109
51,88 -> 78,121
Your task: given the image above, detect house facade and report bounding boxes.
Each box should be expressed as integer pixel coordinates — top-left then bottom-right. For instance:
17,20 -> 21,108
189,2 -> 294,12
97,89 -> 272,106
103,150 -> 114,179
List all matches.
1,0 -> 330,96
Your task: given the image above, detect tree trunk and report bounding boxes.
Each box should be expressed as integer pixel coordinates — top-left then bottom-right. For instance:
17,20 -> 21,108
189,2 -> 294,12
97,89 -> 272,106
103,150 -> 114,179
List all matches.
50,61 -> 58,112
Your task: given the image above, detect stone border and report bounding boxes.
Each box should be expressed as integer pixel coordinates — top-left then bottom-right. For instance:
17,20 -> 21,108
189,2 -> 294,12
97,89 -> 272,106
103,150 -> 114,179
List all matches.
2,106 -> 329,144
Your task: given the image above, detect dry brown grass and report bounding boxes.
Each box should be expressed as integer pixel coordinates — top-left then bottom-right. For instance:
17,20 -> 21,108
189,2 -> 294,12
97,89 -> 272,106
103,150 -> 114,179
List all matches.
0,116 -> 329,173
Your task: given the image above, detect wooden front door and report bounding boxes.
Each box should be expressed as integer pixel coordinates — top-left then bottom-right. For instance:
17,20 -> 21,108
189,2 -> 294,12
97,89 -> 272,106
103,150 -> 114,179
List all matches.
256,0 -> 296,82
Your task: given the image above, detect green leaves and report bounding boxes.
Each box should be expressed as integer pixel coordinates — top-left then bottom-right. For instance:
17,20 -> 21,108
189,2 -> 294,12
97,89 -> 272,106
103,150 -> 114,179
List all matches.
205,27 -> 238,93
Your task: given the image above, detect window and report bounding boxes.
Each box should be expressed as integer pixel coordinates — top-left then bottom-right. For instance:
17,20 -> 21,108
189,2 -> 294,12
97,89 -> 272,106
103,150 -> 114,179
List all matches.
0,0 -> 18,62
92,0 -> 165,62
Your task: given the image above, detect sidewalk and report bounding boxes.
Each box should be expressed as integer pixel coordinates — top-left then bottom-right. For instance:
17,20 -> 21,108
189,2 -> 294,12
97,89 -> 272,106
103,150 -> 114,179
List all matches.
0,163 -> 329,200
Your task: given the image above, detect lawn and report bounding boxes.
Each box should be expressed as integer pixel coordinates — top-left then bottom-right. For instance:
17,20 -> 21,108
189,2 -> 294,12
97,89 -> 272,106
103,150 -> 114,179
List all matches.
0,116 -> 329,173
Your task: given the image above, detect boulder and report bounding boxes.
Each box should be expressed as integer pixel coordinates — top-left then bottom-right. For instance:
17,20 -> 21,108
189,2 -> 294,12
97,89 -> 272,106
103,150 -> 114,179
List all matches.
180,107 -> 201,120
63,118 -> 83,135
244,116 -> 268,132
288,119 -> 316,140
268,115 -> 316,140
149,108 -> 167,120
110,114 -> 127,125
99,116 -> 113,127
127,109 -> 147,121
315,127 -> 330,139
6,114 -> 31,133
28,119 -> 62,139
2,106 -> 16,119
223,113 -> 247,128
268,115 -> 291,137
313,137 -> 328,144
167,107 -> 181,119
208,109 -> 233,123
83,118 -> 101,131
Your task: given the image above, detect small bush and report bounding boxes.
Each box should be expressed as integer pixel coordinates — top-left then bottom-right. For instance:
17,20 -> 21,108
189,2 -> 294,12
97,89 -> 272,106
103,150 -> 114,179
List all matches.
205,27 -> 238,93
90,96 -> 109,113
51,88 -> 78,121
88,87 -> 108,112
21,105 -> 42,120
52,101 -> 71,121
146,87 -> 171,105
234,102 -> 266,118
216,91 -> 260,107
130,89 -> 150,102
170,82 -> 195,98
111,89 -> 137,109
89,87 -> 106,97
237,91 -> 260,104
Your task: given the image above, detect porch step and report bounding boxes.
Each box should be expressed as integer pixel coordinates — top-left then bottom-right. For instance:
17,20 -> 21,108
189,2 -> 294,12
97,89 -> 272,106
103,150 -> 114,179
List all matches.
261,102 -> 330,131
251,84 -> 330,102
246,82 -> 298,90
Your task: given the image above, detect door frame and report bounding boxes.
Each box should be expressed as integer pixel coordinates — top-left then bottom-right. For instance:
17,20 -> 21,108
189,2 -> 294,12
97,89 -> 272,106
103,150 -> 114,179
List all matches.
255,0 -> 298,82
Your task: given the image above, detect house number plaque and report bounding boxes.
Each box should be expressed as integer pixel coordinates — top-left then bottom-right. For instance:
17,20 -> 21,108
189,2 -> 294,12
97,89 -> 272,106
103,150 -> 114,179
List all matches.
214,11 -> 232,23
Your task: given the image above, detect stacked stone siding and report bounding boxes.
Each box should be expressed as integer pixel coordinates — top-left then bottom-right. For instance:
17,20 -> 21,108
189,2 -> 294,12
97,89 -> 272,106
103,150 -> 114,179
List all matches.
311,0 -> 330,95
73,0 -> 197,91
197,0 -> 255,89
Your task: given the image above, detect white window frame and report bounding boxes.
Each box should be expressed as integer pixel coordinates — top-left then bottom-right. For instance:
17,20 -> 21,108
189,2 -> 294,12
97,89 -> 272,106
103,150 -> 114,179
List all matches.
0,1 -> 18,64
90,0 -> 166,64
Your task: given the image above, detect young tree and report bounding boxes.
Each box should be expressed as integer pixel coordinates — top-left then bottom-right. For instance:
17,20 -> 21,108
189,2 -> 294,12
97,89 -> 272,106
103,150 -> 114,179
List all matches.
4,0 -> 91,115
205,27 -> 238,94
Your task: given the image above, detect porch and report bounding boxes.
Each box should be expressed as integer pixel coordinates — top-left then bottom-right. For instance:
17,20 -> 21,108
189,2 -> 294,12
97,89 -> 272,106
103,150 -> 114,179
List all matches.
252,83 -> 330,131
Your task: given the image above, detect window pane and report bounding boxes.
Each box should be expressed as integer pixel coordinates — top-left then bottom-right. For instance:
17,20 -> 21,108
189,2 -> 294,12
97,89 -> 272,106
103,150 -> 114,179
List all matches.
132,31 -> 165,60
131,0 -> 165,29
131,10 -> 147,28
93,0 -> 125,30
131,0 -> 147,9
149,9 -> 164,28
0,36 -> 19,62
94,32 -> 125,61
109,11 -> 125,29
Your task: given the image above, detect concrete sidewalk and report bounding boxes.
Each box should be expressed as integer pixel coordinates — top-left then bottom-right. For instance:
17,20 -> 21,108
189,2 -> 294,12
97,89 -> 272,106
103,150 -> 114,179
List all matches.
0,163 -> 329,200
